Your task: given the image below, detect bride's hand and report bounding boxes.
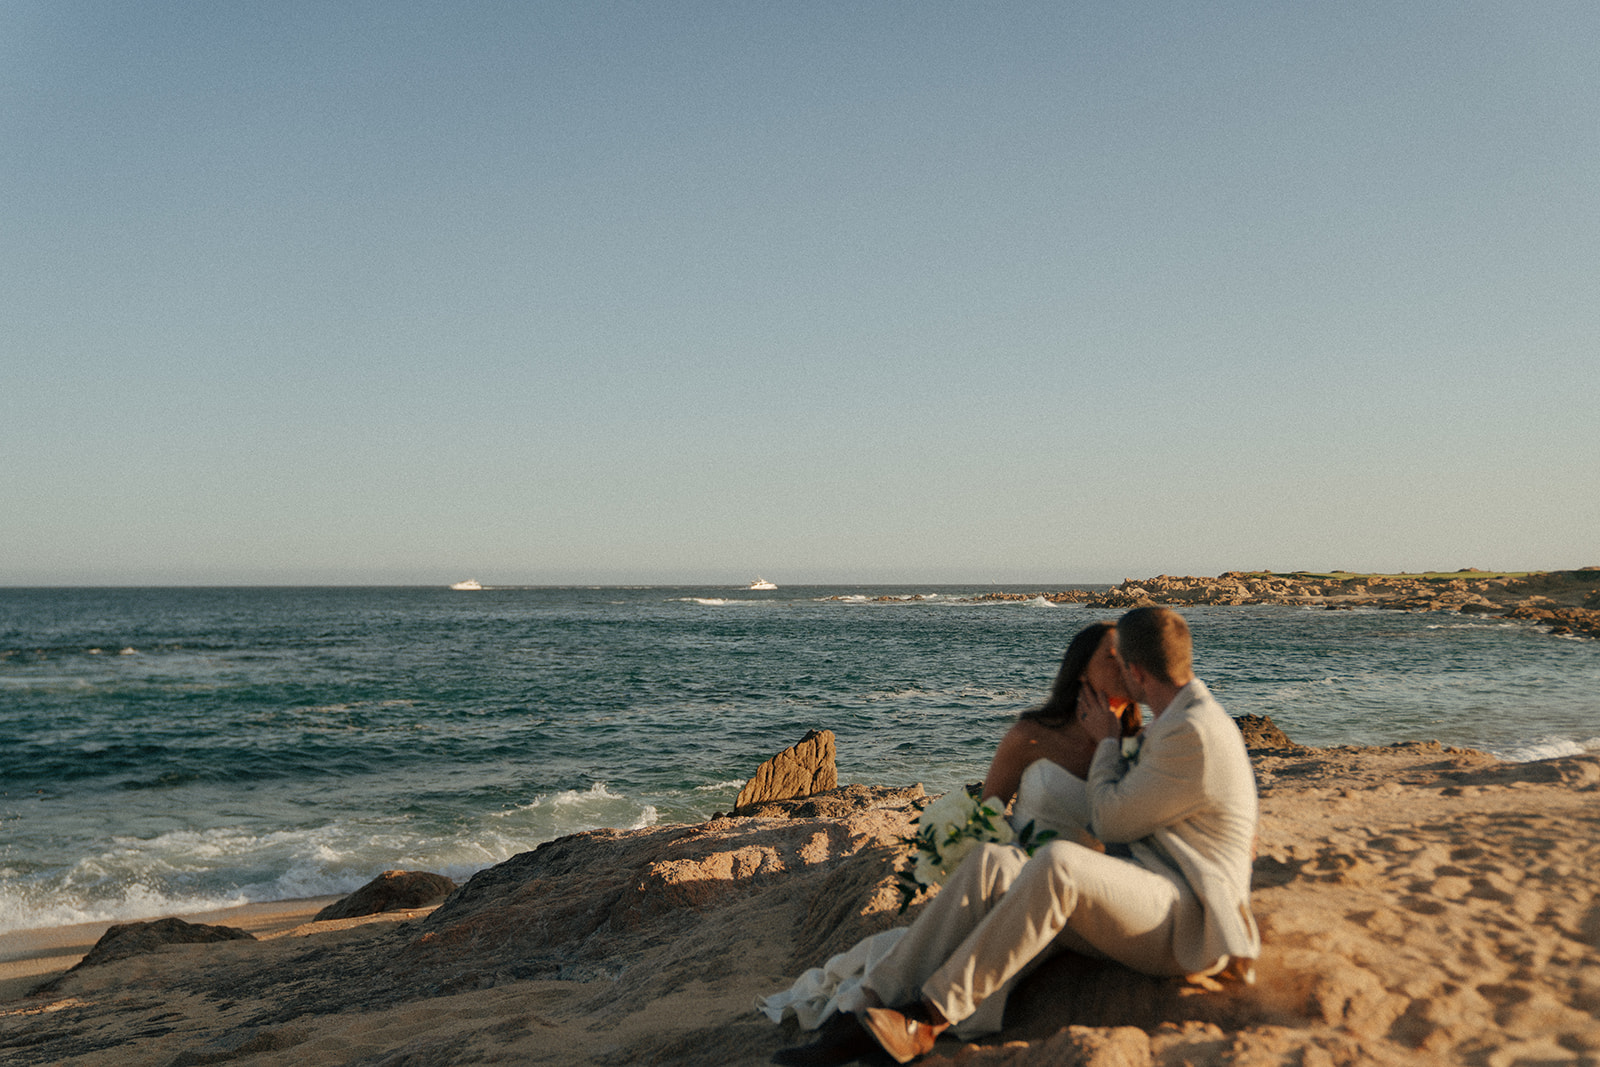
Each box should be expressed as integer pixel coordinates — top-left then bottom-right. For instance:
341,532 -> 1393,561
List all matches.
1077,682 -> 1120,744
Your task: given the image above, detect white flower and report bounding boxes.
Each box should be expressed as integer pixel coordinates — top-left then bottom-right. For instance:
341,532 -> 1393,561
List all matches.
920,790 -> 975,840
977,797 -> 1013,845
904,793 -> 1014,892
938,835 -> 979,874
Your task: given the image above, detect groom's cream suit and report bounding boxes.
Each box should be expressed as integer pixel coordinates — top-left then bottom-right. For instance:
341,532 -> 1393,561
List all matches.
861,678 -> 1259,1036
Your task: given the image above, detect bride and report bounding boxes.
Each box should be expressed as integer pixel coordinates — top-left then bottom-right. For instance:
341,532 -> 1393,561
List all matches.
981,621 -> 1141,847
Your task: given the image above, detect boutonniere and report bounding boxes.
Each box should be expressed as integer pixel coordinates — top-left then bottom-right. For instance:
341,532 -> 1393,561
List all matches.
1120,735 -> 1143,764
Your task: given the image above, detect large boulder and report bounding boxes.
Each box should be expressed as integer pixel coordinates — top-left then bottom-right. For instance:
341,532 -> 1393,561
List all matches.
34,916 -> 255,993
314,870 -> 458,922
390,784 -> 922,995
73,917 -> 255,969
733,729 -> 837,812
1235,714 -> 1296,751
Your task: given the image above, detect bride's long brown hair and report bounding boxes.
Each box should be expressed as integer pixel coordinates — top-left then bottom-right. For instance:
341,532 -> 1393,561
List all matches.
1018,621 -> 1115,729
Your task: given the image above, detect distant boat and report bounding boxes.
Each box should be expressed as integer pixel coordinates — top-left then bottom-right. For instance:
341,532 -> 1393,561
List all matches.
748,577 -> 777,591
449,579 -> 484,591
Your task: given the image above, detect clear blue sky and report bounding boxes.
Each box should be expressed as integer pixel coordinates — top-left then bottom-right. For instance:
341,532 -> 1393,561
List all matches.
4,2 -> 1596,585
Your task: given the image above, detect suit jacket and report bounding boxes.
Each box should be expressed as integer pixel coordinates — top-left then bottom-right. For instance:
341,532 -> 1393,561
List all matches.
1086,678 -> 1260,975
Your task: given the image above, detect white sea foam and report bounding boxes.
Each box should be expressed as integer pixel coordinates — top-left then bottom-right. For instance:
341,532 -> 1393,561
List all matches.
490,782 -> 660,834
0,784 -> 664,936
1493,736 -> 1600,763
0,882 -> 252,936
695,779 -> 748,792
861,684 -> 1027,706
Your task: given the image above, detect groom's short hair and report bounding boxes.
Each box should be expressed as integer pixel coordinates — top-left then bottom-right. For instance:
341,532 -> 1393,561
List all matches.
1117,607 -> 1192,685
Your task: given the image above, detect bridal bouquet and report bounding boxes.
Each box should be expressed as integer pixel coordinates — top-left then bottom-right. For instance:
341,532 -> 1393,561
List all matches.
896,789 -> 1053,911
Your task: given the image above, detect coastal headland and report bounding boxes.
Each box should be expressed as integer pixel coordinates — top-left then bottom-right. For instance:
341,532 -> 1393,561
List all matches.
5,728 -> 1599,1065
971,567 -> 1600,640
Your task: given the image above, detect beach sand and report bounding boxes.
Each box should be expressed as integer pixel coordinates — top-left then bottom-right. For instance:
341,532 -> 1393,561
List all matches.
4,744 -> 1599,1066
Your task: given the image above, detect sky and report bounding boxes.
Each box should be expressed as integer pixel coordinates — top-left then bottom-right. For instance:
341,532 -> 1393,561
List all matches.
3,2 -> 1597,586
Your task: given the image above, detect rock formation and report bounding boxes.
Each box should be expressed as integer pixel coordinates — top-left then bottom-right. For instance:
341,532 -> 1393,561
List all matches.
1235,713 -> 1296,751
67,917 -> 255,971
313,870 -> 458,922
970,569 -> 1600,639
31,917 -> 255,995
733,728 -> 838,812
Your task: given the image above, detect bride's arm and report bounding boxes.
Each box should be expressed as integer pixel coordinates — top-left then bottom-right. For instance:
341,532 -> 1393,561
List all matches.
980,722 -> 1044,807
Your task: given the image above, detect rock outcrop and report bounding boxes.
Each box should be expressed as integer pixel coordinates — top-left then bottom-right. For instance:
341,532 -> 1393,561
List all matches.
313,870 -> 458,922
392,783 -> 920,1000
733,782 -> 925,820
1235,713 -> 1297,752
970,569 -> 1600,639
68,917 -> 256,971
31,917 -> 255,994
969,589 -> 1096,604
733,729 -> 838,812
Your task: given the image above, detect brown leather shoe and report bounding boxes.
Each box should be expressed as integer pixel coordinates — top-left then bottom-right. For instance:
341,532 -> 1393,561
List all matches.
861,1007 -> 942,1064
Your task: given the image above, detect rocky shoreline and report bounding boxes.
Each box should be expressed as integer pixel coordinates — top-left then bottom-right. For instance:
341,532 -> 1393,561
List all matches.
6,722 -> 1600,1066
972,567 -> 1600,640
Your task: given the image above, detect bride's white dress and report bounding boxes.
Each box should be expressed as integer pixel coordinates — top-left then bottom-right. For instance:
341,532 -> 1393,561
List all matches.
756,759 -> 1090,1029
1009,757 -> 1090,844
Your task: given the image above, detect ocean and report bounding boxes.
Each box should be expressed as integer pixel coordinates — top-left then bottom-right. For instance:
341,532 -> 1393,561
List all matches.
3,585 -> 1597,936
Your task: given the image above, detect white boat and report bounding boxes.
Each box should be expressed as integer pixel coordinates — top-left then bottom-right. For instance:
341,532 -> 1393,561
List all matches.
449,579 -> 484,591
747,577 -> 777,591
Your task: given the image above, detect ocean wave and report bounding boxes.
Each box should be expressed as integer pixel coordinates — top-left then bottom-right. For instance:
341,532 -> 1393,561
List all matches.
0,675 -> 96,691
1492,736 -> 1600,763
0,787 -> 663,937
0,881 -> 253,937
490,782 -> 659,832
860,684 -> 1028,707
695,779 -> 748,792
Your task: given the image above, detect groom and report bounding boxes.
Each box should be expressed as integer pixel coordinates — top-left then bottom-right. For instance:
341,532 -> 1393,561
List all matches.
816,606 -> 1260,1063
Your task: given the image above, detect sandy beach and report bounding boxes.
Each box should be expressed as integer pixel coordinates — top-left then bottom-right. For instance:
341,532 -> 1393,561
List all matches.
4,736 -> 1600,1066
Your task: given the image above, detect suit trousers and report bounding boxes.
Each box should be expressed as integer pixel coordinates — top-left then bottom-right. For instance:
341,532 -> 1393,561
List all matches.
861,840 -> 1201,1036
